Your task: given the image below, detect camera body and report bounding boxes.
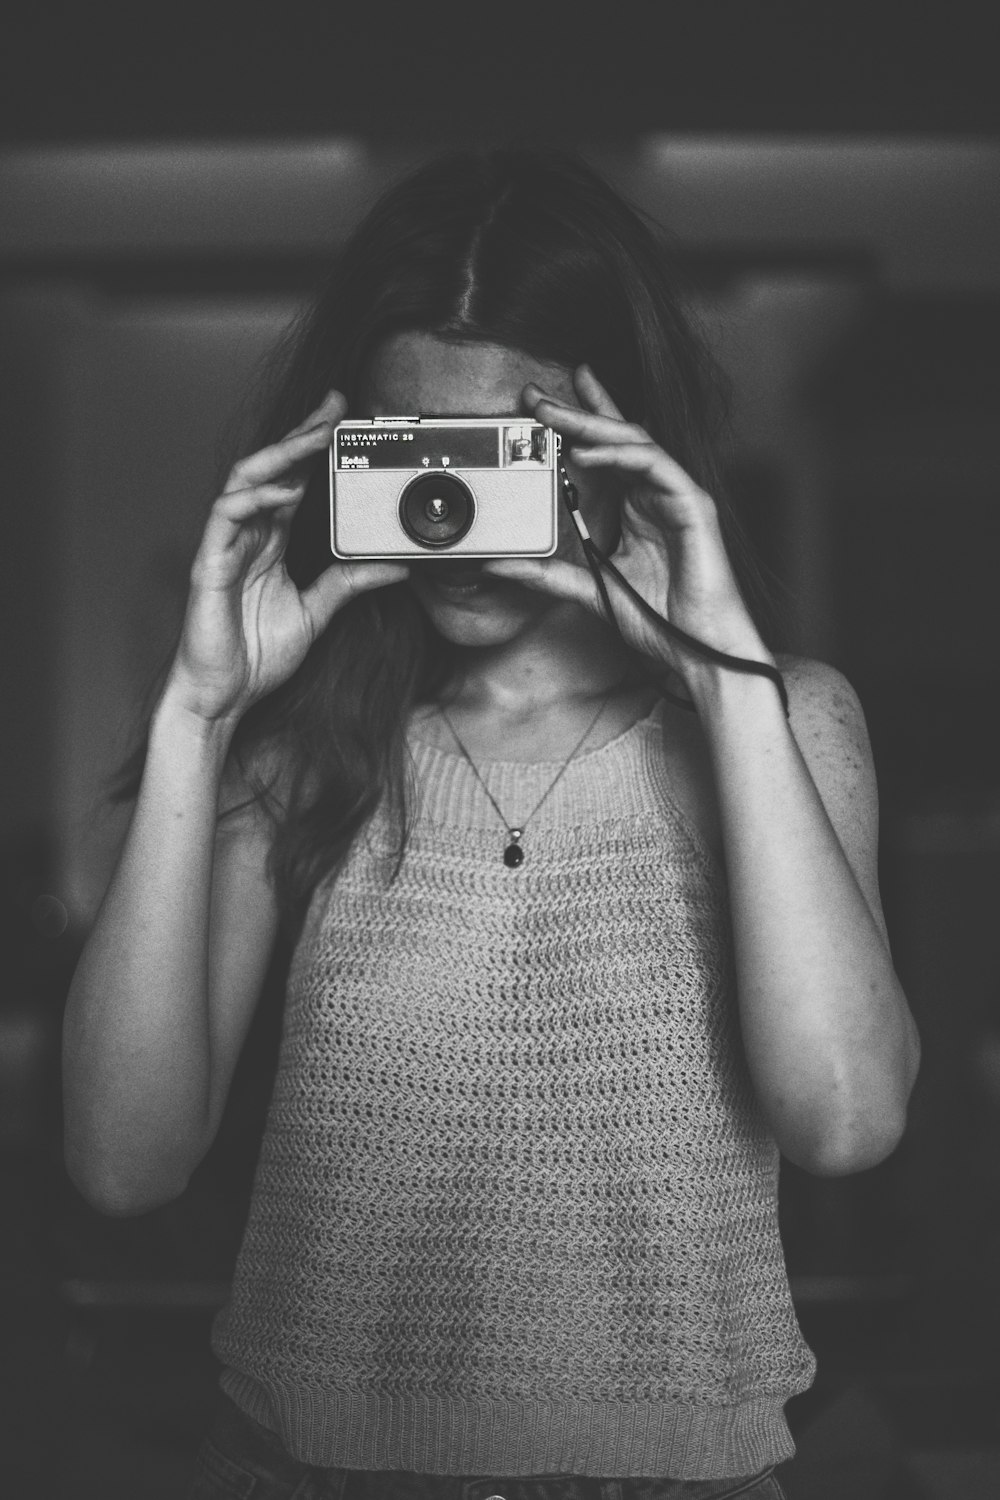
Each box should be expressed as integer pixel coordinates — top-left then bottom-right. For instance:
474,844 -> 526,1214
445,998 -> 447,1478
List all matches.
329,417 -> 560,560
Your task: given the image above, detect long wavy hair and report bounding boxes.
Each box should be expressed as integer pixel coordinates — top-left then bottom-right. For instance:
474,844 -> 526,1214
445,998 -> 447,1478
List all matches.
138,148 -> 758,925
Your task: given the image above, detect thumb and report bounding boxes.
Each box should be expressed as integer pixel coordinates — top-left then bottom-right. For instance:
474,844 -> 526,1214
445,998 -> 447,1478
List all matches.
301,561 -> 409,635
481,556 -> 600,612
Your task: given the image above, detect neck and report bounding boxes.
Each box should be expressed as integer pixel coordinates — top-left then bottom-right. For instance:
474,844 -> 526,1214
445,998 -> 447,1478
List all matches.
441,600 -> 641,716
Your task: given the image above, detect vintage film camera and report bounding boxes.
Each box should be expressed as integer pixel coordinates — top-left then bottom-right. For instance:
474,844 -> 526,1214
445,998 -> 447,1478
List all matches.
329,417 -> 560,559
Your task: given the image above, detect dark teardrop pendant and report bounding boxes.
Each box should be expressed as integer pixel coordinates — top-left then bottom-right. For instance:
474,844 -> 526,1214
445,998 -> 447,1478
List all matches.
503,841 -> 525,868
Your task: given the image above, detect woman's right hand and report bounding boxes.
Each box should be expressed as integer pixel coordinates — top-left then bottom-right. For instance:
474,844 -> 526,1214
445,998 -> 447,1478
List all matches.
164,391 -> 408,725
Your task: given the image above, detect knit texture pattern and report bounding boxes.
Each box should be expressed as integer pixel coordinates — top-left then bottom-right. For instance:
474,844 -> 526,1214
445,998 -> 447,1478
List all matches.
213,704 -> 816,1479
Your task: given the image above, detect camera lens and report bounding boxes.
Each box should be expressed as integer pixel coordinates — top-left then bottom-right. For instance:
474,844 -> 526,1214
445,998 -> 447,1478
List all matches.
398,473 -> 474,549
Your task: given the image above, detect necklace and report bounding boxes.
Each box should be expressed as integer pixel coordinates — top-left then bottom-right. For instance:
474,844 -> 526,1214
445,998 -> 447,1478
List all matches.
437,690 -> 616,868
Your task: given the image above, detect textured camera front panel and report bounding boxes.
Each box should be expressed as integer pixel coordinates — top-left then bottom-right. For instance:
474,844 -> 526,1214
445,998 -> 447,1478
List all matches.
331,468 -> 558,559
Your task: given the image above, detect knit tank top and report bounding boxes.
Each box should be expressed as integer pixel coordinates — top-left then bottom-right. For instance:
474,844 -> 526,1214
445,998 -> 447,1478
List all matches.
213,701 -> 816,1480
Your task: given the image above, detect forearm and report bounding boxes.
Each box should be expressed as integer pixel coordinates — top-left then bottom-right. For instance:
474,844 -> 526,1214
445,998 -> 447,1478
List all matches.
690,666 -> 920,1175
62,694 -> 235,1212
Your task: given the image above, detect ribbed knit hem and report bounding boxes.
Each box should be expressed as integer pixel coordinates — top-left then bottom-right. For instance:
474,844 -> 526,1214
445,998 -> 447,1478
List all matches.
218,1369 -> 797,1480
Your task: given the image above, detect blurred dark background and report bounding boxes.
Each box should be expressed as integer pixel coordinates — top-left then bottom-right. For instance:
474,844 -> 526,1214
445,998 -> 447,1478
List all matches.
3,3 -> 1000,1496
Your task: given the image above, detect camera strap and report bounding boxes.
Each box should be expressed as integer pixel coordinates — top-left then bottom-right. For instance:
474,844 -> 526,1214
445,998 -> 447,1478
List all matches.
558,465 -> 790,719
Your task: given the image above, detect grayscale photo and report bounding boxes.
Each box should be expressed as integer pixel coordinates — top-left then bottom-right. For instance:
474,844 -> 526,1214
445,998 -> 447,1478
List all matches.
1,4 -> 998,1497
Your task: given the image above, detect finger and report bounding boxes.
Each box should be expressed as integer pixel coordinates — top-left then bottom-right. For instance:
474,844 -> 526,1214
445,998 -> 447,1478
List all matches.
573,364 -> 625,421
196,486 -> 308,569
301,561 -> 409,635
480,556 -> 600,612
224,408 -> 342,493
215,481 -> 307,524
285,388 -> 348,440
525,396 -> 651,449
569,442 -> 706,505
224,423 -> 334,492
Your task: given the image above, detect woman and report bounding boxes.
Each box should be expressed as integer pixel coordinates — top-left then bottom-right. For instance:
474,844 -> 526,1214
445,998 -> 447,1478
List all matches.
62,149 -> 920,1499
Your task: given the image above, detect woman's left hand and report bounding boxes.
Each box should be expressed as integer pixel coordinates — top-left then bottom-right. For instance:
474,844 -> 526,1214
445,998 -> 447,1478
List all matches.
482,365 -> 772,685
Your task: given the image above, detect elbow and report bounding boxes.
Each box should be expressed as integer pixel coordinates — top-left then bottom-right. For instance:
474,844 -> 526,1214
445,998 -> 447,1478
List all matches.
780,1099 -> 911,1178
778,1017 -> 921,1178
64,1136 -> 196,1217
67,1162 -> 192,1218
788,1130 -> 904,1178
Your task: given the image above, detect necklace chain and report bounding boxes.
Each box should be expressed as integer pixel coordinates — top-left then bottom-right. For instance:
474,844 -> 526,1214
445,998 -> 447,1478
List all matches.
437,690 -> 615,867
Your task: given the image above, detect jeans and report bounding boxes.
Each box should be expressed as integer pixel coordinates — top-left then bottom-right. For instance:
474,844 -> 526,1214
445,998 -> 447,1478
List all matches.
189,1395 -> 787,1500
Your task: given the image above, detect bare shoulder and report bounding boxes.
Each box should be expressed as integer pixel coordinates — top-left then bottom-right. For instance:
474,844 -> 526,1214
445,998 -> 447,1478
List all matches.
777,654 -> 866,723
777,654 -> 872,776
